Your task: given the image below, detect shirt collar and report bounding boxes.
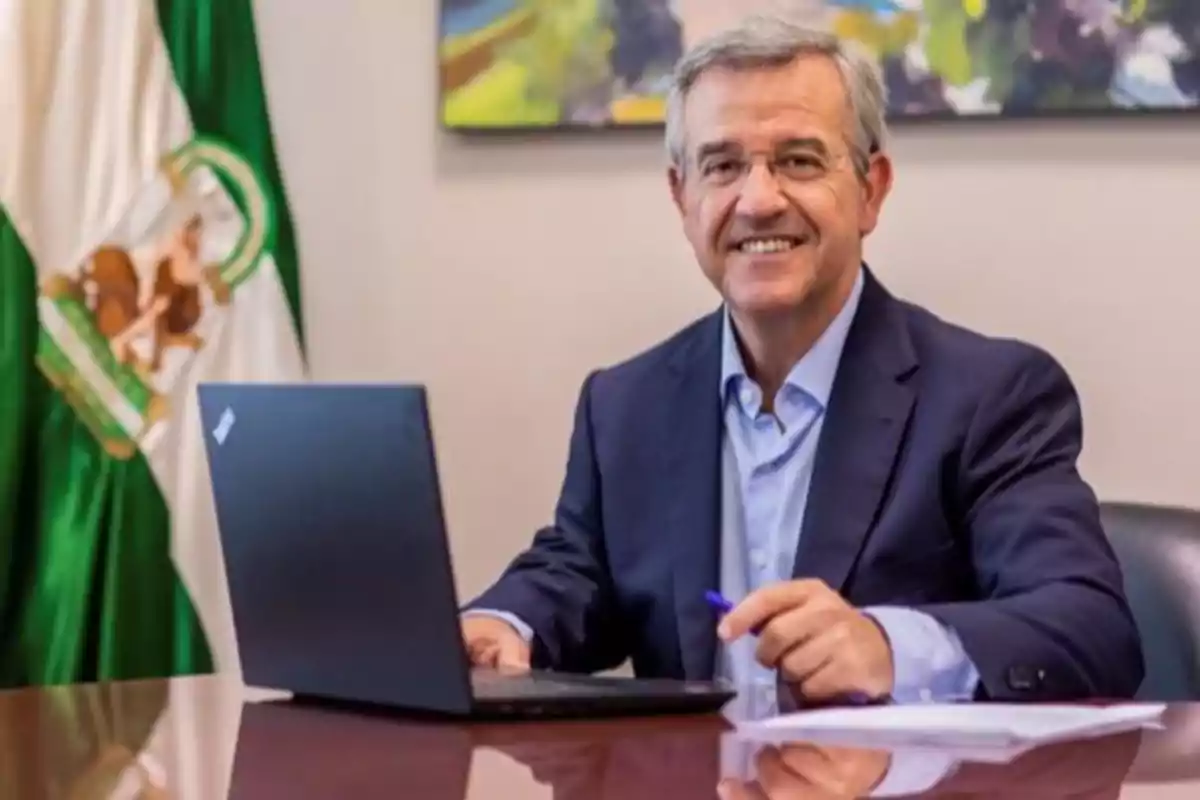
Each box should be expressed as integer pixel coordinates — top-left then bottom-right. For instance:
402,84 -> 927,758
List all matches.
720,265 -> 865,409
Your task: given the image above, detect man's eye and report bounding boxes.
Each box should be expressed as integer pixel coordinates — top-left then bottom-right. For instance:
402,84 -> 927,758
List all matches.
703,159 -> 739,176
780,155 -> 821,170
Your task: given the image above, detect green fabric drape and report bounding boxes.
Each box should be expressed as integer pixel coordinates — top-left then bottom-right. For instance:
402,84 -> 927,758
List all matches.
0,209 -> 211,688
0,0 -> 305,688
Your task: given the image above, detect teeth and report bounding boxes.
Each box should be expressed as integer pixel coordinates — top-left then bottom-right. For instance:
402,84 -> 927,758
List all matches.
739,238 -> 796,254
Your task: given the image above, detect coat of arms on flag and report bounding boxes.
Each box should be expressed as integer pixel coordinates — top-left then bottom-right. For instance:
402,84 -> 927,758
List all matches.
35,137 -> 274,460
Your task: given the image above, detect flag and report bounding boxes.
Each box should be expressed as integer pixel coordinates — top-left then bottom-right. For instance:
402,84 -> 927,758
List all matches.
0,0 -> 306,687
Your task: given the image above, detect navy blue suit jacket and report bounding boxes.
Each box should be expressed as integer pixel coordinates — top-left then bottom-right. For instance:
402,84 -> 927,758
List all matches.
468,269 -> 1145,701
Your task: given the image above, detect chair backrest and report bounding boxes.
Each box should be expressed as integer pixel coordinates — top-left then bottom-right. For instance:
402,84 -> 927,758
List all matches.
1100,501 -> 1200,701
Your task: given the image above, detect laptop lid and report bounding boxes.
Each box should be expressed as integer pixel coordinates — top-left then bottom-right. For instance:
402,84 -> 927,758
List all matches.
197,382 -> 474,714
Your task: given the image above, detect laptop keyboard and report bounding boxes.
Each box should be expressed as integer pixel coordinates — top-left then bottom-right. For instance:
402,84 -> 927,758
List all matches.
469,670 -> 620,699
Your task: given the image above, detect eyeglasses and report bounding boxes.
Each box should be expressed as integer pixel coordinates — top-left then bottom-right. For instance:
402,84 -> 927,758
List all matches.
693,139 -> 878,187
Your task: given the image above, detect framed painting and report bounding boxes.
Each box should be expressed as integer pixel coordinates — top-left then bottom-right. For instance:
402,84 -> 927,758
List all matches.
437,0 -> 1200,130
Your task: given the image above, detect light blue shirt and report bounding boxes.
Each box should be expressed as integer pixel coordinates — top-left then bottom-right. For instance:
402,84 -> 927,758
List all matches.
471,267 -> 979,702
716,267 -> 979,701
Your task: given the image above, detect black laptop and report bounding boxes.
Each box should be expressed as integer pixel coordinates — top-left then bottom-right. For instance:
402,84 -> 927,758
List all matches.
197,382 -> 735,719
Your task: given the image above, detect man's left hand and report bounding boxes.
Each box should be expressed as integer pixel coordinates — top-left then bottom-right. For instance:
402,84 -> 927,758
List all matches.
717,580 -> 895,701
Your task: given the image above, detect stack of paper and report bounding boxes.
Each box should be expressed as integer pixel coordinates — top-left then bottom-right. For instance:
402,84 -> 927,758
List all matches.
735,703 -> 1165,761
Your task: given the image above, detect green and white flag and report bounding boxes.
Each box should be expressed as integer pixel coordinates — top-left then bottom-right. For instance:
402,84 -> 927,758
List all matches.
0,0 -> 306,687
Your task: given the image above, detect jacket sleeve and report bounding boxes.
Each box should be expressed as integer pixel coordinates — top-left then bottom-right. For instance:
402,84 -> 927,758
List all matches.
463,371 -> 629,673
917,346 -> 1145,701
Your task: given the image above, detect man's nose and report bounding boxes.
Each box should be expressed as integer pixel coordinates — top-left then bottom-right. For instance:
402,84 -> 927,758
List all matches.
734,162 -> 788,218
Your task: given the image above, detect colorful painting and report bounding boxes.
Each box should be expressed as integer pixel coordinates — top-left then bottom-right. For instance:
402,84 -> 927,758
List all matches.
438,0 -> 1200,128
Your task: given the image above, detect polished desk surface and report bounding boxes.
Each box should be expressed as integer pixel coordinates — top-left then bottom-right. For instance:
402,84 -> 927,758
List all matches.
2,676 -> 1200,799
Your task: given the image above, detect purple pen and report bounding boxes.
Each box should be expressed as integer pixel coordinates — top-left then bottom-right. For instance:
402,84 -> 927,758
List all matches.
704,590 -> 734,615
705,590 -> 764,635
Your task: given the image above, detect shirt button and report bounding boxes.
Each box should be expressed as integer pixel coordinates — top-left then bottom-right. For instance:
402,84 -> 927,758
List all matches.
751,549 -> 767,568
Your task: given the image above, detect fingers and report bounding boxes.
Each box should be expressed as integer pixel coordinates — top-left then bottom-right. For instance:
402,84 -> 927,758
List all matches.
762,744 -> 882,799
774,629 -> 843,688
718,581 -> 825,642
775,743 -> 838,780
753,747 -> 817,800
466,637 -> 498,666
754,604 -> 841,668
462,616 -> 531,668
468,640 -> 528,672
799,616 -> 893,701
497,633 -> 531,672
778,745 -> 893,797
795,659 -> 852,702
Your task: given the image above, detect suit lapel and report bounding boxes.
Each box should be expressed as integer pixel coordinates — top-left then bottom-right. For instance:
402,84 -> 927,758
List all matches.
790,272 -> 919,590
665,313 -> 723,680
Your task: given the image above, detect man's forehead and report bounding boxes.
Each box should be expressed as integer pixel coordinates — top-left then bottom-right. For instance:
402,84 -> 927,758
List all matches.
684,100 -> 847,161
681,59 -> 852,146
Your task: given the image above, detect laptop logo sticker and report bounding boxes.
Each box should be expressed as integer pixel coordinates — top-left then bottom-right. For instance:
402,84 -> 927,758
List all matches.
212,407 -> 236,445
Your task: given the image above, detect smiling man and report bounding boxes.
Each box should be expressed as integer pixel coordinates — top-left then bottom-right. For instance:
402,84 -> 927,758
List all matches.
461,14 -> 1145,704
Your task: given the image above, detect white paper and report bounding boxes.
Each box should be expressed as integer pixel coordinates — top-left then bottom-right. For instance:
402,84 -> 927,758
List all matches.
735,703 -> 1166,754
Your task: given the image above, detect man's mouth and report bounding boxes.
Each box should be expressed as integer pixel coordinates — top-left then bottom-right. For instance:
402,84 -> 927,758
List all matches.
732,235 -> 808,254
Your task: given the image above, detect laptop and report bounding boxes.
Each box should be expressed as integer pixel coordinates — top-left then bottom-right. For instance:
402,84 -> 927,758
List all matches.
196,382 -> 735,720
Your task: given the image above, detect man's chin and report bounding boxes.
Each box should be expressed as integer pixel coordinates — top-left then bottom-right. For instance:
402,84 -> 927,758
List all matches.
727,287 -> 813,318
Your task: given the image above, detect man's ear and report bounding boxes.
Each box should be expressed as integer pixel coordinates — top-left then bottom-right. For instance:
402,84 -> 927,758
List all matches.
668,164 -> 686,217
859,151 -> 893,237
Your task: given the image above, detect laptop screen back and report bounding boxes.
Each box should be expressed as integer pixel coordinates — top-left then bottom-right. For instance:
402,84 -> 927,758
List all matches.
197,383 -> 473,713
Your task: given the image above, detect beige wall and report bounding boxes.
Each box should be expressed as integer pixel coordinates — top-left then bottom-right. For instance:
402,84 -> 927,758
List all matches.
252,0 -> 1200,601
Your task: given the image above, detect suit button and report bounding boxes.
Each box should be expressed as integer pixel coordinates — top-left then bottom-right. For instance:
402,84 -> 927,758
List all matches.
1007,665 -> 1046,692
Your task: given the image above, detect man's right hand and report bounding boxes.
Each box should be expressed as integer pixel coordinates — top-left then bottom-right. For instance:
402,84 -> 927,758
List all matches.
461,615 -> 531,672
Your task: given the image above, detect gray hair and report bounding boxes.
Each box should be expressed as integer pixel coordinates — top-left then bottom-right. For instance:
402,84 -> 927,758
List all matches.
664,15 -> 889,178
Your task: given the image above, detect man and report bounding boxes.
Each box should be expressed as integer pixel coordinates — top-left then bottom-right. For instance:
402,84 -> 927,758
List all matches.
461,14 -> 1144,704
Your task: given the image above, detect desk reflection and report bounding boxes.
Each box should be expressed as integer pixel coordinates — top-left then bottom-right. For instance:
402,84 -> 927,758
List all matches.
4,677 -> 1200,798
229,696 -> 476,799
0,678 -> 168,799
482,686 -> 1146,799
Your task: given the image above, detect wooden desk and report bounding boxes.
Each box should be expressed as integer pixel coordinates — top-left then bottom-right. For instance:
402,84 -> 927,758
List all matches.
1,676 -> 1198,798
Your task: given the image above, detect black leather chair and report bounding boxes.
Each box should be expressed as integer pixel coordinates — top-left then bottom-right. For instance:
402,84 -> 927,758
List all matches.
1100,501 -> 1200,701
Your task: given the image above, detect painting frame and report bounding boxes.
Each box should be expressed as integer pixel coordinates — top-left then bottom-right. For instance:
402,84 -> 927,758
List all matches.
436,1 -> 1200,134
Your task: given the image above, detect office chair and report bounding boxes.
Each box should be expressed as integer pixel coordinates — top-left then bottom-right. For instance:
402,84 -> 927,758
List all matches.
1100,501 -> 1200,701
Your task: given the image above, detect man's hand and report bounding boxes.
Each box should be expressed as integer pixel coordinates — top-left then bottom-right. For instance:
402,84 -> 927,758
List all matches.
718,743 -> 891,800
717,580 -> 894,701
461,615 -> 531,672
